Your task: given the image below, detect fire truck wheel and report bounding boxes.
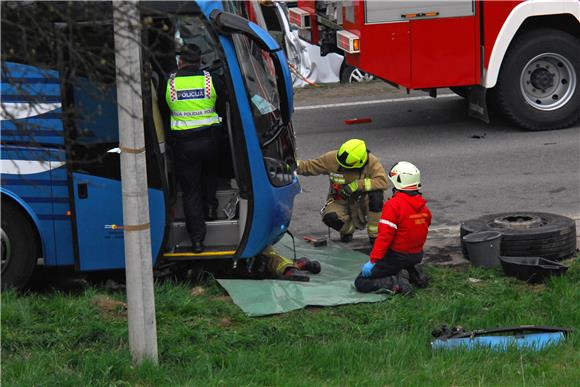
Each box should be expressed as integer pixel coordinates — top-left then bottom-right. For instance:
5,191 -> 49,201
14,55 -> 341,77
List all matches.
495,29 -> 580,130
340,65 -> 374,84
460,212 -> 577,261
1,200 -> 39,289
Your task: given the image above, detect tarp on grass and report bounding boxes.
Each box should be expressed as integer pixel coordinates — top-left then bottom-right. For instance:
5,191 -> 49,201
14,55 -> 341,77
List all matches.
217,236 -> 388,316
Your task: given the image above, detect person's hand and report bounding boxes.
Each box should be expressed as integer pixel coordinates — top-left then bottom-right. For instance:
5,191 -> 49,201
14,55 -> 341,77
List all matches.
340,181 -> 359,198
361,261 -> 375,277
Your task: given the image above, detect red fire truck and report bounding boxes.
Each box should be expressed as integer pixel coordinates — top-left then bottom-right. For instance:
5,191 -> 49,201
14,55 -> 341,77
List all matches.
289,1 -> 580,130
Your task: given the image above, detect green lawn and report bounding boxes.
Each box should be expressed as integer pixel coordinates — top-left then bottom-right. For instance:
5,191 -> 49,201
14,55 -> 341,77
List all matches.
2,258 -> 579,386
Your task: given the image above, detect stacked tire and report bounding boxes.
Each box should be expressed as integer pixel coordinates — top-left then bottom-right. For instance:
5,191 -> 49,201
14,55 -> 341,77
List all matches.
460,212 -> 577,261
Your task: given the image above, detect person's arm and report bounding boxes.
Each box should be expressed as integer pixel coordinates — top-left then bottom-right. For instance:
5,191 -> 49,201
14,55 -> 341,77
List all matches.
157,74 -> 171,130
369,200 -> 398,263
211,73 -> 227,117
297,151 -> 335,176
355,155 -> 389,192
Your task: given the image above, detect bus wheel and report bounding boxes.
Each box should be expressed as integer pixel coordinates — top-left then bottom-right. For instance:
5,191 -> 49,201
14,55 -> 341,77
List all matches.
1,201 -> 39,289
495,29 -> 580,130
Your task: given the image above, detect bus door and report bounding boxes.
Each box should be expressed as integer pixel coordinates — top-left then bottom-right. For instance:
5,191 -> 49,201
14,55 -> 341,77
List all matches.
59,20 -> 166,271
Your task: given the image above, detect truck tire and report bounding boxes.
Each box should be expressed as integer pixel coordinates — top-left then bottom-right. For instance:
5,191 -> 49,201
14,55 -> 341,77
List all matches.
460,212 -> 577,261
494,29 -> 580,130
1,201 -> 39,289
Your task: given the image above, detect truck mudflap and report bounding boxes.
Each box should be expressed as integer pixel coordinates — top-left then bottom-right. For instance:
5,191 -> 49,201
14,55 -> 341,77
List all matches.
467,85 -> 490,124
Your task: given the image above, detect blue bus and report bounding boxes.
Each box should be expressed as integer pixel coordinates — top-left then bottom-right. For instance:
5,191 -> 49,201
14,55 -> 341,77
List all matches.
0,1 -> 300,288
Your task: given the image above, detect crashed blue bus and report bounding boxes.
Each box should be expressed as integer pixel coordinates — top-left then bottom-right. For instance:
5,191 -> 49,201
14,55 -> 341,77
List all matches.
0,1 -> 300,288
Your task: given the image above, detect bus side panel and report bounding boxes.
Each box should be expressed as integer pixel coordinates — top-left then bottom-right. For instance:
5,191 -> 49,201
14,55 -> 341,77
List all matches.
73,173 -> 165,271
49,162 -> 75,266
0,147 -> 63,266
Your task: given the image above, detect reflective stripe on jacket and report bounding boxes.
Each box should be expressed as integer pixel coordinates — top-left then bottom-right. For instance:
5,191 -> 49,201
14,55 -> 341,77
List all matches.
166,71 -> 220,131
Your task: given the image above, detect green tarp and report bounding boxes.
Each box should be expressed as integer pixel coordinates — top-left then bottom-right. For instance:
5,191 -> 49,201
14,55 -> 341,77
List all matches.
217,236 -> 388,317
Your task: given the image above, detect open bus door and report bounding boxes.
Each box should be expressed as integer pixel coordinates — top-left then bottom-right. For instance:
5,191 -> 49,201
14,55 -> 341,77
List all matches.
58,20 -> 166,271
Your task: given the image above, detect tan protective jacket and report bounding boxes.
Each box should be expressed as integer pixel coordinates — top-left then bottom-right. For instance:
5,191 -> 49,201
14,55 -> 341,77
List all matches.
297,151 -> 388,197
297,151 -> 389,232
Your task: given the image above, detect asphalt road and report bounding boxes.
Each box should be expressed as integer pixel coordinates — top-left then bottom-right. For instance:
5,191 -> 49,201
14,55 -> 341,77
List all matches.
289,82 -> 580,239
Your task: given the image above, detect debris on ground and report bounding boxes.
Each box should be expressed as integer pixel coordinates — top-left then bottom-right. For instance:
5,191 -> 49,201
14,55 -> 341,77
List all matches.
191,286 -> 206,297
91,295 -> 127,318
344,117 -> 372,125
218,317 -> 233,328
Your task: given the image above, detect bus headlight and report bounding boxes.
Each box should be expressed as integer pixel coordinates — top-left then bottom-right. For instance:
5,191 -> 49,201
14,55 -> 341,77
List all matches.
264,157 -> 294,187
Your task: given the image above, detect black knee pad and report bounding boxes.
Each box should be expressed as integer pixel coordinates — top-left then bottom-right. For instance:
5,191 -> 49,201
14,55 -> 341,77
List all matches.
322,212 -> 344,231
368,190 -> 384,212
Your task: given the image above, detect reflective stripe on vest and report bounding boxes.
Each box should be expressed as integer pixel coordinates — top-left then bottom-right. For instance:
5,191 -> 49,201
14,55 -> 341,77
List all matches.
166,71 -> 220,131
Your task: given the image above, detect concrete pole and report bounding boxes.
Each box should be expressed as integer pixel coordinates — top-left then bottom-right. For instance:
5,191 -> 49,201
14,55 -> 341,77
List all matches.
113,0 -> 158,364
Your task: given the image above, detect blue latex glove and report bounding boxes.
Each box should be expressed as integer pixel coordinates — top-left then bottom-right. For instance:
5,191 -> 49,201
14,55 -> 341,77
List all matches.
361,261 -> 375,277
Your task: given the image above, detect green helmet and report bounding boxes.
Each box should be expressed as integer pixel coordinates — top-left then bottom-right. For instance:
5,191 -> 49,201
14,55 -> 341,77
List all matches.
336,139 -> 368,169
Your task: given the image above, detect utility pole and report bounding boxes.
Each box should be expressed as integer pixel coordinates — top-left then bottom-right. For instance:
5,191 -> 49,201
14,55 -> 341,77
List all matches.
113,0 -> 158,364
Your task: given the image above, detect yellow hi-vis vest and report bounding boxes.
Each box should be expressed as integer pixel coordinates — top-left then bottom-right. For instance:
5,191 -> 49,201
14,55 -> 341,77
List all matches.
166,71 -> 220,131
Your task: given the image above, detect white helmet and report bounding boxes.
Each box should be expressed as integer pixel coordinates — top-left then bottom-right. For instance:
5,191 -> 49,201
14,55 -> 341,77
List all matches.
388,161 -> 421,191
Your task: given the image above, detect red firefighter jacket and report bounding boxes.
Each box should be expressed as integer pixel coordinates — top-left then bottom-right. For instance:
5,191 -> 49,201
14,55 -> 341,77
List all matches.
370,191 -> 432,263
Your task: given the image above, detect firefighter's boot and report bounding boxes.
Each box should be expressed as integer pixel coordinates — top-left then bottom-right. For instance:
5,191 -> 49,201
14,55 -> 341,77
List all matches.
396,269 -> 413,295
371,271 -> 413,295
296,257 -> 321,274
263,246 -> 310,282
340,221 -> 356,243
408,264 -> 429,288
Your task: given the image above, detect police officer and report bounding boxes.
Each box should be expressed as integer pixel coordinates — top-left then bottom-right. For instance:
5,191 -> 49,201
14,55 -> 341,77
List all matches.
297,139 -> 388,244
165,45 -> 222,253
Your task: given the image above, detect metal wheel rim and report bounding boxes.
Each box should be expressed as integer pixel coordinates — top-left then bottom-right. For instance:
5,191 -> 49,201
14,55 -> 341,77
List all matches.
493,214 -> 543,230
349,68 -> 374,83
520,53 -> 576,111
1,227 -> 11,272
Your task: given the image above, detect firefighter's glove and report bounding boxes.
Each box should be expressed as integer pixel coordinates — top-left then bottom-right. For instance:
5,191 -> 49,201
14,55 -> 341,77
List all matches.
340,181 -> 360,199
361,261 -> 375,278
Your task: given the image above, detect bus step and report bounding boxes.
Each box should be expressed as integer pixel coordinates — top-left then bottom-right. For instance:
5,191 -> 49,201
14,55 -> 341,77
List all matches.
163,246 -> 236,260
169,219 -> 240,248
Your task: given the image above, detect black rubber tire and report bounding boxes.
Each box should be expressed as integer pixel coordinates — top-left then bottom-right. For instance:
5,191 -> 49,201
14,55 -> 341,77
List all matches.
494,29 -> 580,130
1,200 -> 39,289
460,212 -> 577,261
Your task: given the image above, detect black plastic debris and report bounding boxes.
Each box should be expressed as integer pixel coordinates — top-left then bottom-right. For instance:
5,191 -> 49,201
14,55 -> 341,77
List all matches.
499,256 -> 569,283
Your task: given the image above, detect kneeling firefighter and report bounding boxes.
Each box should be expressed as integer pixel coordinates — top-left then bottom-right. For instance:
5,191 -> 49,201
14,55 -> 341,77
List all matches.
297,139 -> 389,244
354,161 -> 432,295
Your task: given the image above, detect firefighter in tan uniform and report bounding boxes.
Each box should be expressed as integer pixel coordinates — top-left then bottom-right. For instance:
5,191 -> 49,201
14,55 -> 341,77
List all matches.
297,139 -> 389,244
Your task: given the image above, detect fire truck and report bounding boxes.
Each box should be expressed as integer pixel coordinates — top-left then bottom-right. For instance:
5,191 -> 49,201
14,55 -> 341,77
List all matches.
289,1 -> 580,130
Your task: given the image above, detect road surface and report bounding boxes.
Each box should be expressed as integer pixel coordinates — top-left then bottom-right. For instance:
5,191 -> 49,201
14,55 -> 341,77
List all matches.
289,82 -> 580,242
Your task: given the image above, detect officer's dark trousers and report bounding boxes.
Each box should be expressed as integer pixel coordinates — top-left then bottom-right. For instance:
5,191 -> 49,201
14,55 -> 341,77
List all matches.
354,250 -> 422,293
173,130 -> 218,243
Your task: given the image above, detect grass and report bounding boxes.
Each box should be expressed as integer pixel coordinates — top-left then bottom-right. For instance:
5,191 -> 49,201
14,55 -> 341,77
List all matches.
2,258 -> 579,386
